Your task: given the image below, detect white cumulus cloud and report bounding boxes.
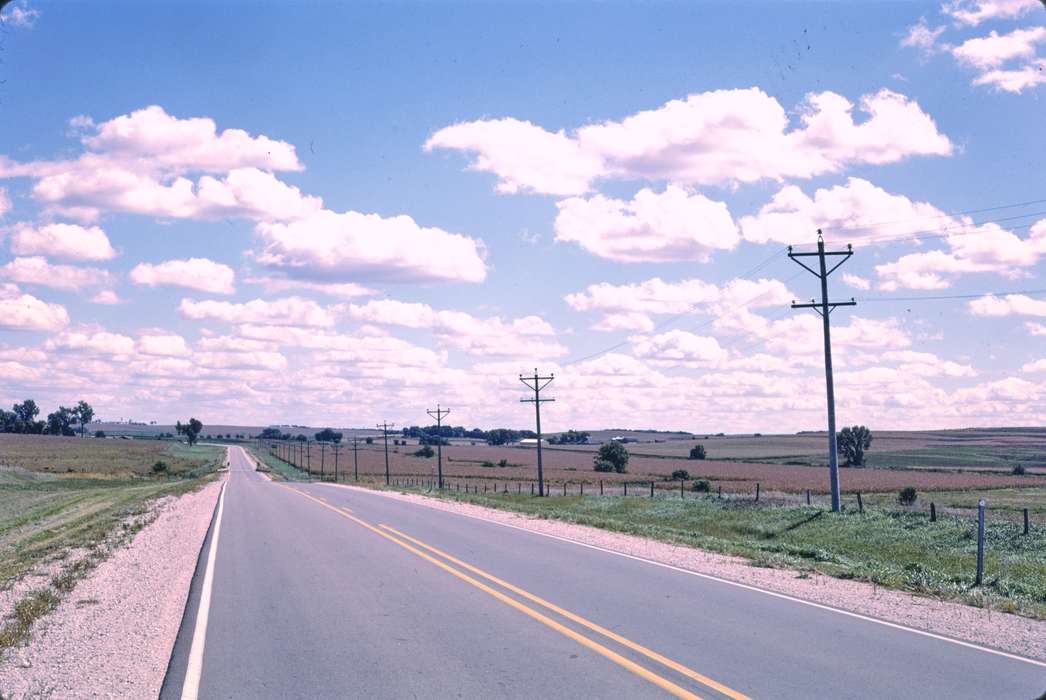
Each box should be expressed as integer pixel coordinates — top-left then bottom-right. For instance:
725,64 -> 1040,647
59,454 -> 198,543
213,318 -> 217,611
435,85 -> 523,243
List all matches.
9,222 -> 117,260
130,258 -> 236,294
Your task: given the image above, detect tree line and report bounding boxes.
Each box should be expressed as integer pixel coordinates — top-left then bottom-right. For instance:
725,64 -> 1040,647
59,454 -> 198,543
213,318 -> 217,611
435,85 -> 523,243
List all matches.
0,399 -> 94,437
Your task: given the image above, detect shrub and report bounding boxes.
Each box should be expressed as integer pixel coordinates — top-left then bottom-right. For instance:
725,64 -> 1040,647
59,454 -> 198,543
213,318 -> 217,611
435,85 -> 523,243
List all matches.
898,487 -> 917,506
671,469 -> 690,481
498,458 -> 508,467
94,430 -> 106,438
1012,464 -> 1026,475
413,445 -> 434,458
688,445 -> 706,460
593,441 -> 629,473
481,460 -> 496,468
152,461 -> 169,474
692,478 -> 711,493
365,437 -> 374,444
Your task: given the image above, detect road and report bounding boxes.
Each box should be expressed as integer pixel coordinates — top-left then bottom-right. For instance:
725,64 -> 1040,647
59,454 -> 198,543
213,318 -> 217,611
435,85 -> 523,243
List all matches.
161,447 -> 1045,699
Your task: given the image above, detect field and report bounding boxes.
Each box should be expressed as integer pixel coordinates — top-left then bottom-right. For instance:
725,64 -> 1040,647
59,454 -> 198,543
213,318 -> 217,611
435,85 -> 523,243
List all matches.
261,434 -> 1046,500
0,435 -> 224,653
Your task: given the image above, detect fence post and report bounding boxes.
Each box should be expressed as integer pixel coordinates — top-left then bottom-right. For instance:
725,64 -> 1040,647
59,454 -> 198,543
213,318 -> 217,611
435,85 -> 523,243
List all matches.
624,482 -> 628,497
600,480 -> 604,496
650,481 -> 654,498
1024,508 -> 1030,535
930,502 -> 936,522
856,492 -> 863,513
717,484 -> 721,499
806,489 -> 811,505
680,479 -> 684,498
975,499 -> 986,586
755,483 -> 760,502
563,482 -> 567,496
530,482 -> 534,495
580,482 -> 584,496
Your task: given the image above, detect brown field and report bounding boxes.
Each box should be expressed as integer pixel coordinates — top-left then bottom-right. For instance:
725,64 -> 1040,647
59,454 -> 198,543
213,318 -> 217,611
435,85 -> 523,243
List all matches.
266,439 -> 1046,495
0,434 -> 221,476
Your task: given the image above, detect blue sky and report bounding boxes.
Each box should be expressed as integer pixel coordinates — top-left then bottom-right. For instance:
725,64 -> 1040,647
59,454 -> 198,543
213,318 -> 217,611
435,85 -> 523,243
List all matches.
0,0 -> 1044,431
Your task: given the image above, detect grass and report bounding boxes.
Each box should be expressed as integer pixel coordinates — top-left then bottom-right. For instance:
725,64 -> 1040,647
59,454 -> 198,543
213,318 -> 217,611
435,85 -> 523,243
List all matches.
246,444 -> 316,481
0,436 -> 224,657
386,486 -> 1046,619
0,589 -> 59,651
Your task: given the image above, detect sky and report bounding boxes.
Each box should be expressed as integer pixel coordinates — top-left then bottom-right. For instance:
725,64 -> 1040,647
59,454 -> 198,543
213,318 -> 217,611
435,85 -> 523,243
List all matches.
0,0 -> 1044,433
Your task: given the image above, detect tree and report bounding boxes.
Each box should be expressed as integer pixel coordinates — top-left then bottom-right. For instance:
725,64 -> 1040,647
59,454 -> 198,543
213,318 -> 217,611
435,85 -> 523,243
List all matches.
46,406 -> 76,436
75,400 -> 94,437
12,399 -> 41,433
413,445 -> 435,458
315,428 -> 343,443
259,428 -> 283,440
549,429 -> 590,445
176,418 -> 204,446
837,425 -> 872,467
593,441 -> 629,473
94,430 -> 106,438
688,445 -> 707,460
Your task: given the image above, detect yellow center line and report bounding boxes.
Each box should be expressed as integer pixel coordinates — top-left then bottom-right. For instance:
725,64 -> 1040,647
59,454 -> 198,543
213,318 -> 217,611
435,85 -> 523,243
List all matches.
379,523 -> 750,700
280,485 -> 704,700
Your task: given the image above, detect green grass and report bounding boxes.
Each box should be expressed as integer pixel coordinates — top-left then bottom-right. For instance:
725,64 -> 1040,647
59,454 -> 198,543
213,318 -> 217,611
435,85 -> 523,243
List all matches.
245,445 -> 317,481
390,487 -> 1046,619
863,487 -> 1046,515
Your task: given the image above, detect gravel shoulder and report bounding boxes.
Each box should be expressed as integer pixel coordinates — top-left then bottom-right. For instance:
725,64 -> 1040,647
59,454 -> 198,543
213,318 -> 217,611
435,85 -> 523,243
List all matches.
332,484 -> 1046,662
0,477 -> 224,699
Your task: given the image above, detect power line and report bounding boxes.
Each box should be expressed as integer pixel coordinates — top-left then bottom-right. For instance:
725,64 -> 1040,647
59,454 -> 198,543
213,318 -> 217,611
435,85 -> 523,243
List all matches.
858,288 -> 1046,303
818,195 -> 1046,237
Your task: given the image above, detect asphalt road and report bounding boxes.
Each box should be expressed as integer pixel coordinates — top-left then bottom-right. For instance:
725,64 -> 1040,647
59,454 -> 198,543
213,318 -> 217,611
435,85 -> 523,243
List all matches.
162,447 -> 1045,699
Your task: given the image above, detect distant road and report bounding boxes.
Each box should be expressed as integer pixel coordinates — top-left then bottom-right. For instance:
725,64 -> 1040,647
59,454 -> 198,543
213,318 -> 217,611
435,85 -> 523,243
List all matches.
162,447 -> 1045,699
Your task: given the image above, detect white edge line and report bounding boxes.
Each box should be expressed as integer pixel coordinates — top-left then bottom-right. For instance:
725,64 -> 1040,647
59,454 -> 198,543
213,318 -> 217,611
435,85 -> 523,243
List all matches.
180,477 -> 228,700
319,482 -> 1046,669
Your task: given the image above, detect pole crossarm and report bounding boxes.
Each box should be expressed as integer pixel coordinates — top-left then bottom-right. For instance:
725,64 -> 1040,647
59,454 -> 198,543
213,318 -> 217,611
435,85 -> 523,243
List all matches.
426,404 -> 450,489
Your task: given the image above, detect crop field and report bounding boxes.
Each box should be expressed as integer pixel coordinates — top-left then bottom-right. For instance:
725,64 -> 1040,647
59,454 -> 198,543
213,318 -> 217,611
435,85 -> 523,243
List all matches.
261,436 -> 1046,502
0,434 -> 220,477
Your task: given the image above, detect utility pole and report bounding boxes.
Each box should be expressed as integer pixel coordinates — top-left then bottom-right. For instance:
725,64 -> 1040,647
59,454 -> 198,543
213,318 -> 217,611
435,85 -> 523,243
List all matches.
426,404 -> 451,490
319,441 -> 326,480
377,422 -> 395,485
352,435 -> 359,481
306,439 -> 312,476
519,369 -> 554,497
332,441 -> 340,482
789,231 -> 856,513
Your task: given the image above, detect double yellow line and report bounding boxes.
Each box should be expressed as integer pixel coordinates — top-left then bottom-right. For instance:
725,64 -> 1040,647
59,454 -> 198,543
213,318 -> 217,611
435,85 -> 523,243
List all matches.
284,485 -> 750,700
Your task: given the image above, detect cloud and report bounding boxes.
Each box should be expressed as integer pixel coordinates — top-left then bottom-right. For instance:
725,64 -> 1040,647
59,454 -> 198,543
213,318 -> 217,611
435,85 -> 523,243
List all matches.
591,312 -> 656,333
876,219 -> 1046,290
0,106 -> 316,222
245,276 -> 376,300
630,330 -> 729,366
942,0 -> 1042,26
553,185 -> 739,262
45,329 -> 135,356
89,290 -> 123,305
9,222 -> 117,260
178,296 -> 338,327
195,350 -> 287,372
1020,358 -> 1046,372
346,299 -> 567,358
968,293 -> 1046,316
0,284 -> 68,331
1026,321 -> 1046,335
0,1 -> 40,28
252,209 -> 487,284
739,177 -> 948,245
901,20 -> 947,54
972,58 -> 1046,92
137,334 -> 192,357
130,258 -> 236,294
0,256 -> 112,291
842,273 -> 871,290
425,88 -> 952,194
0,188 -> 10,217
951,27 -> 1046,70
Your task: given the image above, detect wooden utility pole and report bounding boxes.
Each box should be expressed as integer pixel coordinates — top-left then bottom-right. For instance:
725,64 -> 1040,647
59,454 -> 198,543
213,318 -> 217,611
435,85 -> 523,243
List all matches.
519,369 -> 554,497
789,231 -> 856,513
376,423 -> 395,485
426,404 -> 451,490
